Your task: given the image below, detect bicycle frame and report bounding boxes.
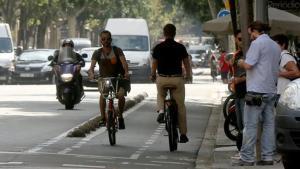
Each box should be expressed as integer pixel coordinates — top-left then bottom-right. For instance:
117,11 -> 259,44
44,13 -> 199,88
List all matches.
101,77 -> 120,146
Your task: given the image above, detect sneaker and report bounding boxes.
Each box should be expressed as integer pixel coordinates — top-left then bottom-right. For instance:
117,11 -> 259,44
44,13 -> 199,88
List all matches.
179,134 -> 189,143
118,117 -> 125,130
156,112 -> 165,123
256,160 -> 274,166
232,158 -> 254,166
230,153 -> 241,160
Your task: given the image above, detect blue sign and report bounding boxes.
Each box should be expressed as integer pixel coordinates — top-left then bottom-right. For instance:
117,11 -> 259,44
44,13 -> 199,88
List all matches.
217,9 -> 230,18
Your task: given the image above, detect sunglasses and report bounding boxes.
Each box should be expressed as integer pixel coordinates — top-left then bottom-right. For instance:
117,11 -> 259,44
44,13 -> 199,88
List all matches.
101,38 -> 111,41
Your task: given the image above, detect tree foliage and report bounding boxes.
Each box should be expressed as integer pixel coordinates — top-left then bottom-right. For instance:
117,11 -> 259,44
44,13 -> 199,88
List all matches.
0,0 -> 220,48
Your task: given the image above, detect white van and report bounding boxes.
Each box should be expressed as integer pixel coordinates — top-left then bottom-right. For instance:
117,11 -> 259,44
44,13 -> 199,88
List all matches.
105,18 -> 151,83
0,23 -> 14,83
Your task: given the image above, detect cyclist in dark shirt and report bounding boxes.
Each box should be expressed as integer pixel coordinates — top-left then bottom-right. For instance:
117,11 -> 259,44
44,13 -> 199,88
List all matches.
151,23 -> 192,143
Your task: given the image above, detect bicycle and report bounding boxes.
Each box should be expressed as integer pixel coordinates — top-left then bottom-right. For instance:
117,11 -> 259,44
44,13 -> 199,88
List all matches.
163,85 -> 179,152
100,76 -> 121,146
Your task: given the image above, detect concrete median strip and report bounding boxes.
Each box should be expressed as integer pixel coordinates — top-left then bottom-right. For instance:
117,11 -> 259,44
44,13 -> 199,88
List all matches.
67,92 -> 148,137
195,103 -> 221,169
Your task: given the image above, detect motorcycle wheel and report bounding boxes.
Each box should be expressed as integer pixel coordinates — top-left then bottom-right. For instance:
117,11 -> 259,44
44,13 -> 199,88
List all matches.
223,94 -> 236,118
224,111 -> 239,141
64,93 -> 74,110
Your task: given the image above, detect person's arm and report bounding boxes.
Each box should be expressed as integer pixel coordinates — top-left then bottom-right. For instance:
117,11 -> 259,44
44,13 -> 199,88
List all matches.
119,55 -> 129,79
88,60 -> 97,80
237,59 -> 252,70
234,76 -> 246,84
51,50 -> 59,65
280,61 -> 300,79
238,41 -> 260,70
151,58 -> 158,82
88,50 -> 98,80
183,57 -> 192,81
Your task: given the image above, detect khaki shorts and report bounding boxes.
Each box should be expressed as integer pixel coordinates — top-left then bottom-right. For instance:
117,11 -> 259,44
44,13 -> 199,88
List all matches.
98,78 -> 125,97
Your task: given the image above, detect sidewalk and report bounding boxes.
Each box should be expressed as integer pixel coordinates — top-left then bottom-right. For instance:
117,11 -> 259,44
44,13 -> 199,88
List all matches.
196,102 -> 284,169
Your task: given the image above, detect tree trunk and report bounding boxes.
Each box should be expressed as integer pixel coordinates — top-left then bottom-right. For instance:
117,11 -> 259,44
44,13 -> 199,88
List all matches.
37,24 -> 48,48
17,7 -> 28,49
207,0 -> 217,19
67,15 -> 77,38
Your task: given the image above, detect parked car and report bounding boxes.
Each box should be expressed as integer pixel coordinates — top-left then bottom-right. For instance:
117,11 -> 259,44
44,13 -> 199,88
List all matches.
79,47 -> 99,87
11,49 -> 56,84
188,45 -> 211,68
276,79 -> 300,168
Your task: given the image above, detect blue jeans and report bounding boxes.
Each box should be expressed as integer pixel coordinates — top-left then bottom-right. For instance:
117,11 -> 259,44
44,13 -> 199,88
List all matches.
240,93 -> 276,162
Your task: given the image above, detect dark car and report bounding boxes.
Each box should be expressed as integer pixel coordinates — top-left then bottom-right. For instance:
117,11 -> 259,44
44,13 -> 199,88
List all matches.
11,49 -> 56,84
188,45 -> 211,68
276,79 -> 300,168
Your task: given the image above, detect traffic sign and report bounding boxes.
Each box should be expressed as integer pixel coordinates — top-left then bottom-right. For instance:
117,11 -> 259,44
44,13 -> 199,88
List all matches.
217,9 -> 230,18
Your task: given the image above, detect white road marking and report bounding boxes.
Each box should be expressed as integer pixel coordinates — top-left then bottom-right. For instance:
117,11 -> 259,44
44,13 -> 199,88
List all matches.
130,123 -> 165,160
0,150 -> 131,160
0,162 -> 23,165
62,164 -> 105,168
134,162 -> 161,166
57,101 -> 147,154
25,117 -> 94,153
151,160 -> 189,165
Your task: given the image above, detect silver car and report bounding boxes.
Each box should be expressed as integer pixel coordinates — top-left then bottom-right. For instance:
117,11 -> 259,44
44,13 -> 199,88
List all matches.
276,78 -> 300,168
79,47 -> 99,87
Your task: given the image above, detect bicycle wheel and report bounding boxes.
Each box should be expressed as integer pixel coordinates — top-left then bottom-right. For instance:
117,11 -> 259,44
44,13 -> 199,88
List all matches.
222,94 -> 236,118
166,101 -> 178,152
107,110 -> 116,146
223,111 -> 239,141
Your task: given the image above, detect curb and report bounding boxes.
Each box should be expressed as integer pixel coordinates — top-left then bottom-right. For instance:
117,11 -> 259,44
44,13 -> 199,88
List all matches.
67,92 -> 148,137
195,103 -> 222,169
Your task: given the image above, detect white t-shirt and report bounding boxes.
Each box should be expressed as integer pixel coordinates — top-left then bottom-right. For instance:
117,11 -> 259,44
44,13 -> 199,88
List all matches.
277,50 -> 296,94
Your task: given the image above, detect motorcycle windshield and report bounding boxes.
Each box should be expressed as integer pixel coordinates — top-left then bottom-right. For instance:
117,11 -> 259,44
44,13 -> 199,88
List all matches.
57,46 -> 77,64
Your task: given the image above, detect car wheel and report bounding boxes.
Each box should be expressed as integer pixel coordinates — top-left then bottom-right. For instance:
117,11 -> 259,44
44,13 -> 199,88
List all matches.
282,153 -> 299,169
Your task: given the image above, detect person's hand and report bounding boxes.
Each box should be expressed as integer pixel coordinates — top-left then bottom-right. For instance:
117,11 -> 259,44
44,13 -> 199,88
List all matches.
237,59 -> 244,67
150,74 -> 156,82
88,69 -> 94,80
76,65 -> 81,71
124,72 -> 130,80
185,74 -> 193,83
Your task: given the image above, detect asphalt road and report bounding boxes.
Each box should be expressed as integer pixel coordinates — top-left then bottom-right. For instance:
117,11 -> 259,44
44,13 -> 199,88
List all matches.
0,69 -> 228,169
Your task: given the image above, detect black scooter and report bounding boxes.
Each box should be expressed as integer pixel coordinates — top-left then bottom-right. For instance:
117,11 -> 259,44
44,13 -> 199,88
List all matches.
48,47 -> 86,109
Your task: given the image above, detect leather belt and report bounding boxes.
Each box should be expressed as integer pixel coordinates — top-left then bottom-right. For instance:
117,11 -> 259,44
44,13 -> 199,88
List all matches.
158,74 -> 182,77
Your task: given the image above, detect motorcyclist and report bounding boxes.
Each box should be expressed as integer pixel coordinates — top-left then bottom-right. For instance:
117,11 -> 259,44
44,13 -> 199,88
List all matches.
51,39 -> 85,96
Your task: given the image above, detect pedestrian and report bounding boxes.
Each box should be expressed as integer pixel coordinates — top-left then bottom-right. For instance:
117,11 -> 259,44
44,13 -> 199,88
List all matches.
88,30 -> 130,129
209,54 -> 218,81
231,30 -> 246,149
219,49 -> 230,84
151,23 -> 192,143
232,21 -> 281,166
272,34 -> 300,95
